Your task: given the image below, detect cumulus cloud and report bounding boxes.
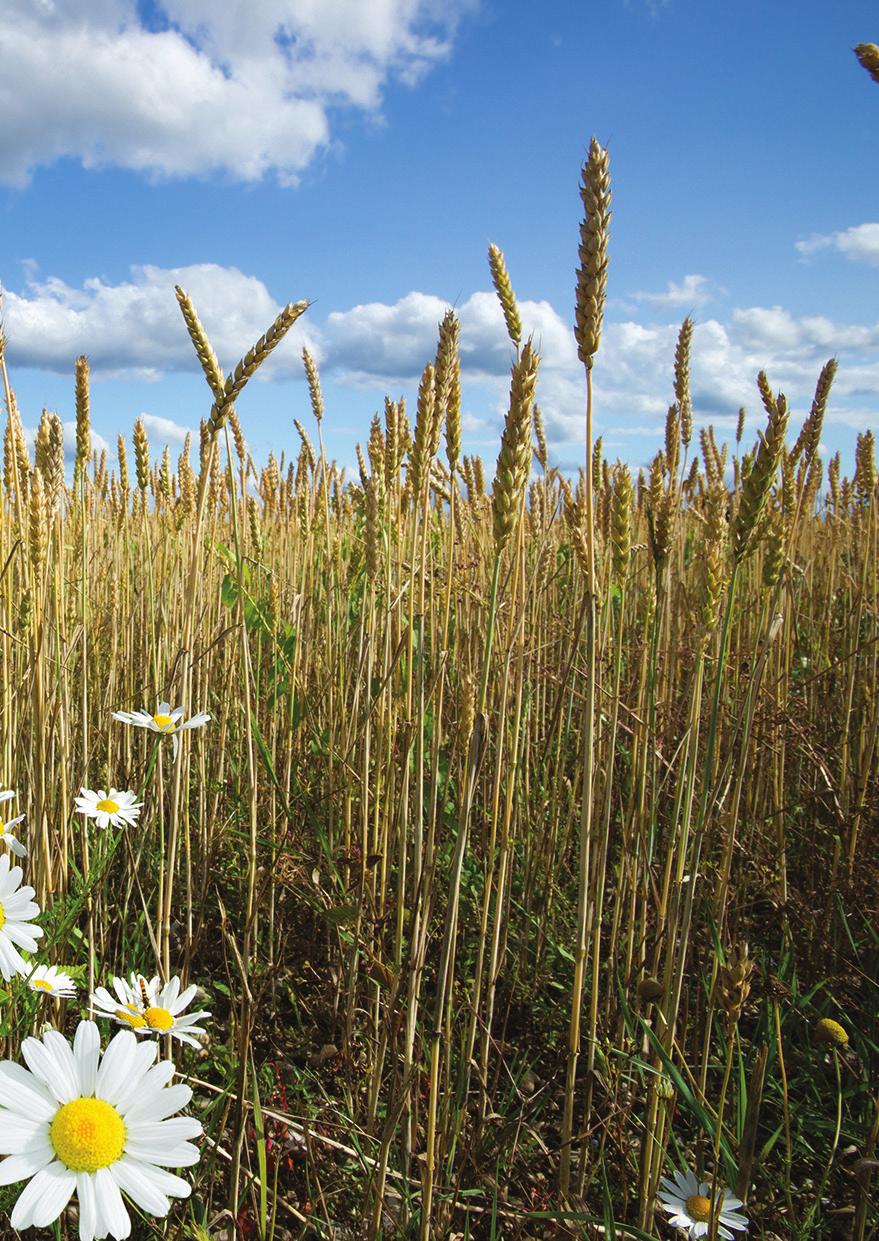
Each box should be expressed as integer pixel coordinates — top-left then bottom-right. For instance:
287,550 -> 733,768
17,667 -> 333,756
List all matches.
796,223 -> 879,266
4,262 -> 876,458
629,273 -> 717,308
140,414 -> 194,447
323,290 -> 577,383
2,262 -> 319,378
0,0 -> 474,186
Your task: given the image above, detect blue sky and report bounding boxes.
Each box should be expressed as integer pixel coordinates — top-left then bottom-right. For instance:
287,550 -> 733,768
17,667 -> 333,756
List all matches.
1,0 -> 877,476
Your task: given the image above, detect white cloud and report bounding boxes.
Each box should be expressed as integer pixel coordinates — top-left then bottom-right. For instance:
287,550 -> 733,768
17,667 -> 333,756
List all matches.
630,273 -> 716,308
2,262 -> 319,378
796,223 -> 879,266
140,413 -> 193,447
0,0 -> 474,186
5,263 -> 876,456
324,289 -> 577,384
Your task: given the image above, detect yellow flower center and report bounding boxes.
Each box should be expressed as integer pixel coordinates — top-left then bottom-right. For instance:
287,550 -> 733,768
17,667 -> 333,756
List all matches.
816,1017 -> 849,1047
0,899 -> 5,931
144,1005 -> 174,1031
153,714 -> 175,731
96,798 -> 120,814
685,1195 -> 714,1224
33,978 -> 55,992
116,1007 -> 146,1029
50,1098 -> 126,1173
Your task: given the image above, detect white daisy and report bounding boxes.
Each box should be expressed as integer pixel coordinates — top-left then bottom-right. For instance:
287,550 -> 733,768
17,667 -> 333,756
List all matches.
0,789 -> 27,858
658,1166 -> 748,1239
29,964 -> 77,999
0,1019 -> 201,1241
74,789 -> 143,831
0,853 -> 44,980
112,702 -> 211,757
91,974 -> 211,1049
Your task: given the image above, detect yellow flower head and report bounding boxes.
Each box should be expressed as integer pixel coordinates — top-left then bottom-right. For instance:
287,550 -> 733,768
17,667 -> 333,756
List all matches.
815,1017 -> 849,1048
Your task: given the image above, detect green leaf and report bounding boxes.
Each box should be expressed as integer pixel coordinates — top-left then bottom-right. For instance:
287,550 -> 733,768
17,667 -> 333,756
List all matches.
221,572 -> 239,609
323,904 -> 358,926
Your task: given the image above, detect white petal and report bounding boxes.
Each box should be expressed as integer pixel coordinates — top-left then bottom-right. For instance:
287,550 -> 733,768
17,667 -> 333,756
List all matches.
78,1170 -> 98,1241
0,1114 -> 48,1153
30,1161 -> 77,1228
5,923 -> 43,953
21,1035 -> 77,1103
122,1139 -> 200,1168
125,1117 -> 202,1145
74,1021 -> 101,1096
94,1167 -> 132,1239
721,1211 -> 749,1227
113,977 -> 136,1005
0,934 -> 28,979
169,1029 -> 203,1048
163,977 -> 182,1008
110,1157 -> 170,1216
680,1168 -> 700,1195
110,1042 -> 158,1113
9,1160 -> 73,1229
119,1160 -> 191,1200
124,1083 -> 192,1125
119,1062 -> 176,1123
42,1030 -> 81,1098
0,1141 -> 55,1186
0,1062 -> 58,1119
95,1031 -> 138,1105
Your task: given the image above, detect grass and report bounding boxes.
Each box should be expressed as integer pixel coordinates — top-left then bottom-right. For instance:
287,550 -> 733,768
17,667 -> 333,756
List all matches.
0,136 -> 876,1241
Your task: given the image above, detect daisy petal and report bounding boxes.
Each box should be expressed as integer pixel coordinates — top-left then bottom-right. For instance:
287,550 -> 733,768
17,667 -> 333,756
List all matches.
94,1166 -> 132,1240
74,1020 -> 101,1096
10,1160 -> 74,1230
0,1062 -> 58,1120
78,1169 -> 98,1241
0,1141 -> 55,1186
21,1035 -> 78,1103
95,1030 -> 138,1105
111,1157 -> 170,1215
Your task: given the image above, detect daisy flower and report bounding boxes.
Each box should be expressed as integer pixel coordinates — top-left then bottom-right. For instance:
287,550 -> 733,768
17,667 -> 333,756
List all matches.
91,974 -> 211,1048
658,1166 -> 748,1239
0,1019 -> 201,1241
0,789 -> 27,858
112,702 -> 211,757
29,964 -> 77,999
75,789 -> 143,831
0,853 -> 44,980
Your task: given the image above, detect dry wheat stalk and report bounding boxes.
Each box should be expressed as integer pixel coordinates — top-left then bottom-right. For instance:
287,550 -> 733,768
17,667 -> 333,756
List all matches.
575,137 -> 611,368
675,316 -> 694,447
302,347 -> 325,423
133,417 -> 150,493
492,340 -> 539,553
733,381 -> 789,562
488,244 -> 523,347
175,286 -> 226,401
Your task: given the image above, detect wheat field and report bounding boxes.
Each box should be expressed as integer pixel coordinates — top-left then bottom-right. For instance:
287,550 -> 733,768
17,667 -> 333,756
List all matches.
0,132 -> 876,1241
